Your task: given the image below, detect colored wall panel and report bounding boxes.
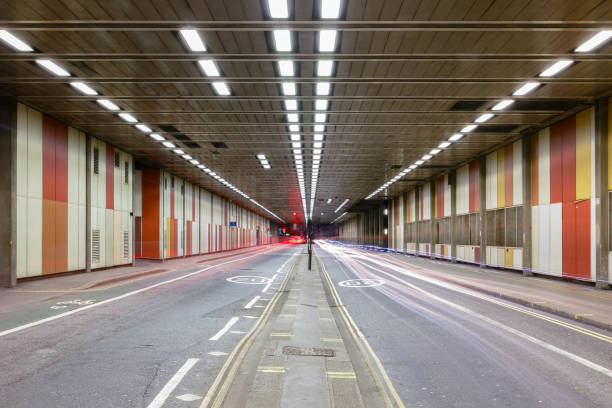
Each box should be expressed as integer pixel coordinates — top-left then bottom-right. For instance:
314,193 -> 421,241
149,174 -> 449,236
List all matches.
141,168 -> 161,258
549,122 -> 564,204
531,134 -> 538,205
575,200 -> 591,279
562,202 -> 577,278
538,128 -> 551,205
562,116 -> 576,203
469,160 -> 480,212
575,108 -> 591,200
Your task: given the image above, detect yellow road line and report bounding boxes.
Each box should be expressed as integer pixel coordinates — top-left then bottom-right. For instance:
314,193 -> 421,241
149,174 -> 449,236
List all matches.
279,314 -> 296,318
257,366 -> 285,373
321,338 -> 343,343
327,371 -> 357,379
270,332 -> 292,337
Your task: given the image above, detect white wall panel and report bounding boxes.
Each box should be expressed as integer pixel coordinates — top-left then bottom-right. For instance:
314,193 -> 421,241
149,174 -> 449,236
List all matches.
27,108 -> 43,200
531,206 -> 539,273
538,128 -> 550,205
537,205 -> 550,274
549,203 -> 563,276
456,165 -> 469,215
26,197 -> 42,277
513,140 -> 523,205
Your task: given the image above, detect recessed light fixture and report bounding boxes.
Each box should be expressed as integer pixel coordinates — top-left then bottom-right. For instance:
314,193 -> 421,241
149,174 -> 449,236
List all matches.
315,99 -> 329,110
182,154 -> 193,160
263,164 -> 271,169
173,148 -> 185,155
316,60 -> 334,76
513,82 -> 541,96
475,113 -> 494,123
313,134 -> 324,141
257,154 -> 266,160
162,141 -> 176,148
314,124 -> 325,132
97,99 -> 120,111
438,141 -> 451,148
313,148 -> 322,154
574,30 -> 612,52
321,0 -> 341,18
314,113 -> 327,122
319,29 -> 337,52
0,30 -> 33,51
282,82 -> 296,95
430,148 -> 441,155
539,60 -> 573,77
212,82 -> 231,95
278,60 -> 295,76
149,133 -> 165,141
290,134 -> 301,141
316,82 -> 331,95
449,133 -> 465,141
327,198 -> 332,204
118,113 -> 138,123
70,82 -> 98,95
267,0 -> 289,18
287,113 -> 299,122
313,142 -> 323,148
491,99 -> 514,111
198,59 -> 221,76
284,99 -> 298,110
190,159 -> 199,165
179,29 -> 206,52
422,154 -> 432,161
273,30 -> 292,52
292,142 -> 301,148
289,124 -> 300,132
460,125 -> 477,133
36,59 -> 70,77
135,124 -> 152,133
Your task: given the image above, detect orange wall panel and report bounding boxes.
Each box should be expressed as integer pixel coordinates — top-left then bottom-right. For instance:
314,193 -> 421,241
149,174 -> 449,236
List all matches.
55,201 -> 68,273
562,116 -> 576,203
562,201 -> 576,278
42,116 -> 56,201
141,168 -> 160,258
55,122 -> 68,202
575,200 -> 591,279
42,199 -> 56,274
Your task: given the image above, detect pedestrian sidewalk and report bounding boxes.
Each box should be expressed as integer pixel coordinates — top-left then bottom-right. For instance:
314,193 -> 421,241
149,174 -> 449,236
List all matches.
380,251 -> 612,331
0,245 -> 273,316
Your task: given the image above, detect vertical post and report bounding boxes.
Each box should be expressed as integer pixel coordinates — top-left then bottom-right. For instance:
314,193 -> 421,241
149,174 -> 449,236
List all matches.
595,98 -> 610,289
307,220 -> 312,270
85,133 -> 92,273
430,180 -> 435,259
450,170 -> 457,263
479,155 -> 487,267
0,98 -> 17,287
522,134 -> 533,276
415,187 -> 420,255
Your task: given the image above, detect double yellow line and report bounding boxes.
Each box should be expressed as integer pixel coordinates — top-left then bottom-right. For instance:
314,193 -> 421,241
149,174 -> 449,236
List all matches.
317,254 -> 405,408
199,261 -> 296,408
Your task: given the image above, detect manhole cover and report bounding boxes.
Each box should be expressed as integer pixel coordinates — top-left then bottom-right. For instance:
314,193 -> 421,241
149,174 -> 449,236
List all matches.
282,346 -> 336,357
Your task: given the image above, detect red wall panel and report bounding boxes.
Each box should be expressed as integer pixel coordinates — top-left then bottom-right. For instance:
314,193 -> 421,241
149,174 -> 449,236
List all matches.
562,116 -> 576,203
562,202 -> 577,278
141,168 -> 160,258
531,134 -> 539,205
105,144 -> 114,209
54,122 -> 68,202
549,122 -> 564,204
575,200 -> 591,279
42,200 -> 56,274
437,177 -> 444,218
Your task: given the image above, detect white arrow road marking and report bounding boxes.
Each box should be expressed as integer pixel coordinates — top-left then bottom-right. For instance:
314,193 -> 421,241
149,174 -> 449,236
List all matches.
146,358 -> 199,408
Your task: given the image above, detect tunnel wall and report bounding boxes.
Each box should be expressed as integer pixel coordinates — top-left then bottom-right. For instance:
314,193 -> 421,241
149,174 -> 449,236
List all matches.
134,168 -> 274,260
15,103 -> 133,278
341,101 -> 611,285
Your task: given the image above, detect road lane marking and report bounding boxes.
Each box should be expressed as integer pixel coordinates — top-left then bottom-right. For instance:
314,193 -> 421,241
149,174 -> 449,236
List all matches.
257,366 -> 285,373
327,371 -> 356,379
209,317 -> 239,341
0,248 -> 279,338
146,358 -> 200,408
243,296 -> 261,309
177,394 -> 203,402
270,332 -> 292,337
208,352 -> 229,357
261,273 -> 278,293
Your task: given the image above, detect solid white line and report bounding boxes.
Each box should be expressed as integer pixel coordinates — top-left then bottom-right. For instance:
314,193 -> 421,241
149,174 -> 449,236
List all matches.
209,317 -> 240,341
244,296 -> 261,309
0,249 -> 275,338
146,358 -> 199,408
261,273 -> 278,293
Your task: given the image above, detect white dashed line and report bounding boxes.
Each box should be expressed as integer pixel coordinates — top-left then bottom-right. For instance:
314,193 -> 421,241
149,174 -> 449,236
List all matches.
209,317 -> 239,341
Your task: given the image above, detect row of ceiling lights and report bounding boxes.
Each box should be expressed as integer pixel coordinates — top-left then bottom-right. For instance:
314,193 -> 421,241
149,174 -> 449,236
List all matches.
365,29 -> 612,200
0,29 -> 284,223
268,0 -> 341,221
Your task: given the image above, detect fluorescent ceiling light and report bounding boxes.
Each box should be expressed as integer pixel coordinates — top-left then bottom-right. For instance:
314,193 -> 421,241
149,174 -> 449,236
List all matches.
313,142 -> 323,148
430,148 -> 441,155
539,60 -> 573,77
312,159 -> 320,165
491,99 -> 514,111
289,124 -> 300,132
422,154 -> 432,160
273,30 -> 292,52
313,154 -> 321,160
198,59 -> 221,76
292,142 -> 301,148
118,113 -> 138,123
321,0 -> 341,18
313,134 -> 324,141
173,148 -> 185,155
438,141 -> 451,148
315,99 -> 329,110
460,125 -> 477,133
409,164 -> 417,169
284,99 -> 298,110
135,124 -> 152,133
97,99 -> 120,111
149,133 -> 164,141
316,60 -> 334,76
335,198 -> 349,213
197,164 -> 206,169
267,0 -> 289,18
0,30 -> 33,51
415,160 -> 424,165
287,113 -> 299,122
294,154 -> 303,160
293,149 -> 301,154
319,30 -> 337,52
212,82 -> 231,95
574,30 -> 612,52
70,81 -> 98,95
190,159 -> 199,165
162,141 -> 176,148
260,160 -> 269,165
263,164 -> 271,169
257,154 -> 266,160
179,29 -> 206,52
449,133 -> 464,141
475,113 -> 494,123
278,60 -> 294,76
316,82 -> 331,95
295,159 -> 303,165
327,198 -> 332,204
314,125 -> 325,132
182,154 -> 192,160
290,134 -> 301,141
313,149 -> 322,154
314,113 -> 327,122
282,82 -> 296,95
36,59 -> 70,77
513,82 -> 541,96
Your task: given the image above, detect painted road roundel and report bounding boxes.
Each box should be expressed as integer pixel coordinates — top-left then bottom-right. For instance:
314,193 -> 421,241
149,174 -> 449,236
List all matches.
226,276 -> 271,285
338,279 -> 384,288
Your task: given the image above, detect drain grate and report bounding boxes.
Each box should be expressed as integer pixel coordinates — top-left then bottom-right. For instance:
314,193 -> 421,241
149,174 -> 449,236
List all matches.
282,346 -> 336,357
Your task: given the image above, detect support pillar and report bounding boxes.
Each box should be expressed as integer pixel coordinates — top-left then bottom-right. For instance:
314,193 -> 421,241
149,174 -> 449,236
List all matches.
430,180 -> 436,259
479,155 -> 487,267
522,134 -> 533,276
595,98 -> 610,289
414,187 -> 420,255
450,170 -> 457,263
0,98 -> 16,287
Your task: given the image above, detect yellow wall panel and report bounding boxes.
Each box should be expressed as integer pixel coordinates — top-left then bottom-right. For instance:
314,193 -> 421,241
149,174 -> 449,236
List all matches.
576,107 -> 591,199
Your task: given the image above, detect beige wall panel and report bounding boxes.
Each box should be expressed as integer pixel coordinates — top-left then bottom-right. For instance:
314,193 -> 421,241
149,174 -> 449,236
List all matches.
133,170 -> 142,217
549,203 -> 563,276
105,208 -> 114,268
67,202 -> 80,271
26,197 -> 42,277
78,204 -> 86,269
513,140 -> 523,205
16,196 -> 27,278
16,103 -> 28,197
538,128 -> 550,205
27,108 -> 43,199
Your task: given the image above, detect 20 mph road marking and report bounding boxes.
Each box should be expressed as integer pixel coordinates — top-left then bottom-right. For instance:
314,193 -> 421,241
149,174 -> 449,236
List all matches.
209,317 -> 239,341
146,358 -> 199,408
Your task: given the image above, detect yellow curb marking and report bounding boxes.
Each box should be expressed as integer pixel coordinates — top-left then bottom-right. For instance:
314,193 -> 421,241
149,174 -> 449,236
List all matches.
257,366 -> 286,373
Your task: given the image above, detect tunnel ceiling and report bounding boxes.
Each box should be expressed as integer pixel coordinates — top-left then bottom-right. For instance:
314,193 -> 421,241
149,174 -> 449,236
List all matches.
0,1 -> 611,225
